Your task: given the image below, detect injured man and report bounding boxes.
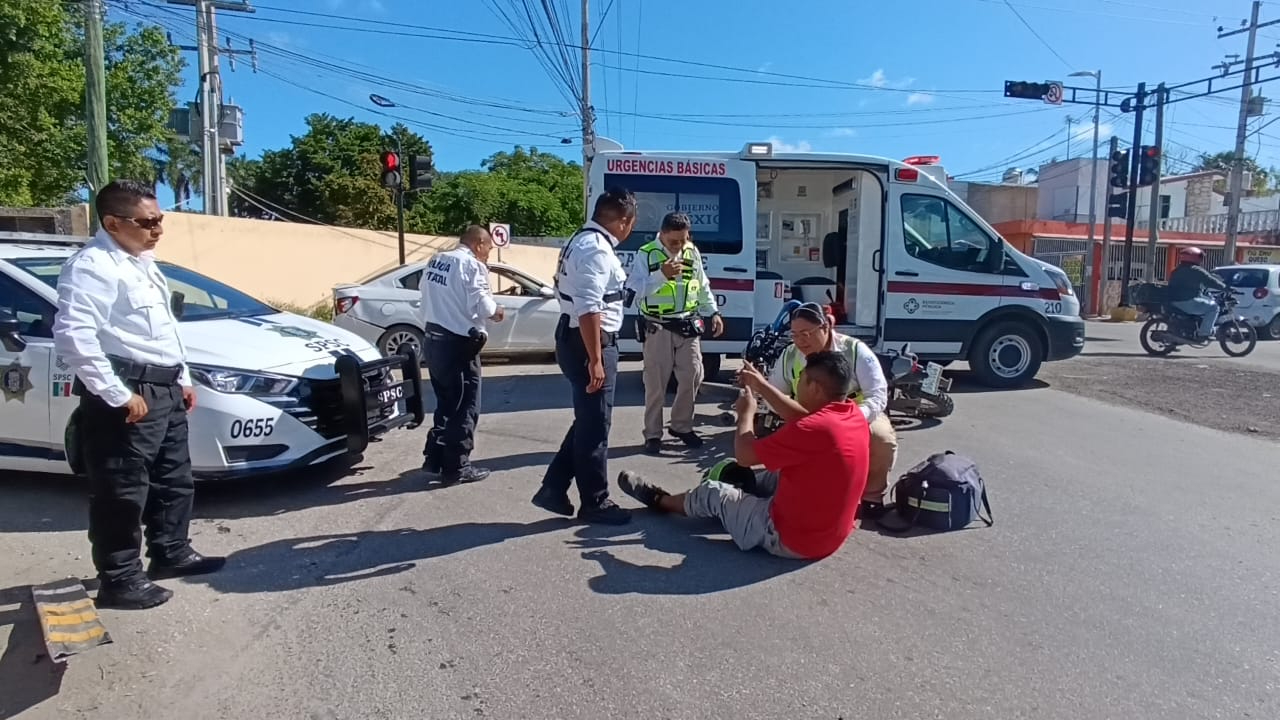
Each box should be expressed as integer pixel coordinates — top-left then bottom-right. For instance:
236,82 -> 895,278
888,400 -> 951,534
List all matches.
617,350 -> 871,561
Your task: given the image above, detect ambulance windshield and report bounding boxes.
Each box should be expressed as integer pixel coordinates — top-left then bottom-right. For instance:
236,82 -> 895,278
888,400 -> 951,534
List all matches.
602,173 -> 743,255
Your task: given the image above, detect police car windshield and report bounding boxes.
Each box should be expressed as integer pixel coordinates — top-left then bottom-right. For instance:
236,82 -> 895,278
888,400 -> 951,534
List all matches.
11,257 -> 277,321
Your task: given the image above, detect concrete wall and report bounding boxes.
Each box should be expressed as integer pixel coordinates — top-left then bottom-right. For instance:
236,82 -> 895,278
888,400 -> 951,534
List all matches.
0,205 -> 90,236
152,213 -> 564,308
962,183 -> 1038,225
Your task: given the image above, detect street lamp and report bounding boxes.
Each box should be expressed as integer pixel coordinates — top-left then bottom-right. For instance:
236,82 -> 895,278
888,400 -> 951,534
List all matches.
1070,69 -> 1102,316
369,94 -> 406,265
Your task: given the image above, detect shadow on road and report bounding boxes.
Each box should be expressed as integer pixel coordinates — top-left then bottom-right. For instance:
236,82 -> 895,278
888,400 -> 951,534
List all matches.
183,519 -> 573,594
0,473 -> 86,534
0,586 -> 66,720
944,371 -> 1051,394
566,521 -> 806,596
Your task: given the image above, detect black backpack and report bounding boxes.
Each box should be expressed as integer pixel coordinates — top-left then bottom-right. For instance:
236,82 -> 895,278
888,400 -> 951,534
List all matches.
880,451 -> 993,533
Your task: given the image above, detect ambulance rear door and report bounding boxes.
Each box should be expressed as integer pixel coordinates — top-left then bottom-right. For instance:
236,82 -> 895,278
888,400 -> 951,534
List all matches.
596,154 -> 758,355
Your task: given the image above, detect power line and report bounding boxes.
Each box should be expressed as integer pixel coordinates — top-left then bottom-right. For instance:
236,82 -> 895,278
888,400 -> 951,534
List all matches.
1001,0 -> 1074,70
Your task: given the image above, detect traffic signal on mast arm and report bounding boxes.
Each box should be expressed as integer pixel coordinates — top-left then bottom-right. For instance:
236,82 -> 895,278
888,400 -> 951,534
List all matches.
1137,145 -> 1161,186
1004,80 -> 1053,100
1108,147 -> 1131,189
379,151 -> 401,190
407,154 -> 433,191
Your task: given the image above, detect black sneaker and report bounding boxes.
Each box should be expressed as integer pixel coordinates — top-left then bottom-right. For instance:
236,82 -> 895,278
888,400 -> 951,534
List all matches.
440,466 -> 490,486
858,500 -> 889,521
147,549 -> 227,580
531,484 -> 574,516
617,470 -> 671,510
577,498 -> 631,525
96,578 -> 174,610
422,456 -> 442,474
643,438 -> 662,454
668,429 -> 704,449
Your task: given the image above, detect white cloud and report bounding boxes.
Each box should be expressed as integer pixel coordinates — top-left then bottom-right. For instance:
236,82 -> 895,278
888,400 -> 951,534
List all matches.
906,92 -> 935,106
826,127 -> 858,138
859,69 -> 888,88
758,61 -> 773,73
767,135 -> 813,153
1071,121 -> 1113,143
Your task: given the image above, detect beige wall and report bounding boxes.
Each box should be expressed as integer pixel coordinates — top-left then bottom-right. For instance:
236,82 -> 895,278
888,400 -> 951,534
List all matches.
153,213 -> 563,308
963,184 -> 1039,226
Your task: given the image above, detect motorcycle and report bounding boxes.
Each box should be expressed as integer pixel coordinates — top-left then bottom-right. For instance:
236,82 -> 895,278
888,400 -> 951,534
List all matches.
1136,286 -> 1258,357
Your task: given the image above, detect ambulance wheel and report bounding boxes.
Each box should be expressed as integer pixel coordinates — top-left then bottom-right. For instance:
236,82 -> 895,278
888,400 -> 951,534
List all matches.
378,324 -> 425,359
968,321 -> 1043,389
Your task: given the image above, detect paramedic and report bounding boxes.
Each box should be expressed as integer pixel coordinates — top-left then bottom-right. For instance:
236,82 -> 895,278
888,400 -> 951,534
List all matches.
530,188 -> 636,526
420,224 -> 504,485
761,302 -> 896,515
52,179 -> 225,610
1167,246 -> 1226,340
624,211 -> 724,453
616,350 -> 869,560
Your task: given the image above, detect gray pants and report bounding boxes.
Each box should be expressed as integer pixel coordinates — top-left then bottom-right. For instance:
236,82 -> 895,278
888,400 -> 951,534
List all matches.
642,322 -> 702,439
1173,297 -> 1218,338
683,471 -> 801,558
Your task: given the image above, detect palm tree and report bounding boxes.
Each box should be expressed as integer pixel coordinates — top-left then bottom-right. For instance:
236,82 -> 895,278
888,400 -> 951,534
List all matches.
152,137 -> 201,210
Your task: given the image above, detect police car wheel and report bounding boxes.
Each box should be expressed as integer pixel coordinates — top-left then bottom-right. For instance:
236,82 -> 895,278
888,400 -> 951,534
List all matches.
968,321 -> 1043,389
378,324 -> 426,359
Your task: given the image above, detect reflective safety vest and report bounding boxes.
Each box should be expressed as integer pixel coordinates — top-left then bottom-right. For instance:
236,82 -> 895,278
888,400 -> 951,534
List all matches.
636,240 -> 703,318
780,334 -> 866,404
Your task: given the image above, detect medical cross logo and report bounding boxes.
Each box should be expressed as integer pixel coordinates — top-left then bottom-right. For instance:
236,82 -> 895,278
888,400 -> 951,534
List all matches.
904,298 -> 920,315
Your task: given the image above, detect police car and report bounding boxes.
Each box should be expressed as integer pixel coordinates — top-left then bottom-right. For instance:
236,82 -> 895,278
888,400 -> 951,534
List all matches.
0,233 -> 424,480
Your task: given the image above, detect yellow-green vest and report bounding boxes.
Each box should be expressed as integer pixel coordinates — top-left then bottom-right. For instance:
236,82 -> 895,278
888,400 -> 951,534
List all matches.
780,334 -> 866,404
637,240 -> 703,318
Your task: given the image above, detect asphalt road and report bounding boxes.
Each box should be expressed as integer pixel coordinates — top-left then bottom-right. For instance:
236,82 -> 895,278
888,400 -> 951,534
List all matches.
3,358 -> 1280,720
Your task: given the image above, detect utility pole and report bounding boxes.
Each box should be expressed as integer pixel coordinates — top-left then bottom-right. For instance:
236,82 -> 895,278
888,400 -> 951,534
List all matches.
1101,135 -> 1119,312
580,0 -> 594,217
1143,84 -> 1166,281
1220,1 -> 1280,265
1065,117 -> 1074,160
1084,70 -> 1101,315
1119,82 -> 1146,307
83,0 -> 109,232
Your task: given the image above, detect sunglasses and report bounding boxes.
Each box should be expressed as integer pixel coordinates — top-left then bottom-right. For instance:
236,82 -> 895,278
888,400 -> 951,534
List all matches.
114,214 -> 164,230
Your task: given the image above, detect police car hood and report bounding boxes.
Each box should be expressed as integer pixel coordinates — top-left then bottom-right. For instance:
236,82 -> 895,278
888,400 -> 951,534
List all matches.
180,311 -> 384,379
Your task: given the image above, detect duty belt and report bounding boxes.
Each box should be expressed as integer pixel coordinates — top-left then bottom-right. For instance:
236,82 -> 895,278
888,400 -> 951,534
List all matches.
107,355 -> 183,385
557,289 -> 625,304
556,314 -> 618,347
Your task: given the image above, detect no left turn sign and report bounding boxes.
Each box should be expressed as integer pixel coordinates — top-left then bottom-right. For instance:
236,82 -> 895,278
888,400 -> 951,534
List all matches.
489,222 -> 511,248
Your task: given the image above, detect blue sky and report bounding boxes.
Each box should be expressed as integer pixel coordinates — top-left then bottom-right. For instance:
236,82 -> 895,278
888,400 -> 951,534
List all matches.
112,0 -> 1277,188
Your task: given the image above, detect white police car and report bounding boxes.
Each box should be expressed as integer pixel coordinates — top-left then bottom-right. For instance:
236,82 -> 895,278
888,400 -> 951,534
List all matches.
0,233 -> 424,480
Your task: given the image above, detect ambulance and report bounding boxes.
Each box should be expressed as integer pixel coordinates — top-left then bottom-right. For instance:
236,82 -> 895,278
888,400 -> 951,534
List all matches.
591,139 -> 1085,387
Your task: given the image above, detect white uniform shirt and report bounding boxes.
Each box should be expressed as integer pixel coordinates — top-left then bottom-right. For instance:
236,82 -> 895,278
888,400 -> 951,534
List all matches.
622,241 -> 718,318
52,229 -> 190,408
767,332 -> 889,422
420,245 -> 497,337
554,221 -> 627,332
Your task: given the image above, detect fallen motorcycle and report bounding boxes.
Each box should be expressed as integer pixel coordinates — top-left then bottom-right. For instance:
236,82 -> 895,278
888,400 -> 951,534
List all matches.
879,343 -> 954,420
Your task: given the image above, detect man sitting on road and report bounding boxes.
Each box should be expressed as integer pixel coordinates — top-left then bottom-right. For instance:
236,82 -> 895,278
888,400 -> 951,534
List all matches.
616,351 -> 870,560
1167,246 -> 1227,341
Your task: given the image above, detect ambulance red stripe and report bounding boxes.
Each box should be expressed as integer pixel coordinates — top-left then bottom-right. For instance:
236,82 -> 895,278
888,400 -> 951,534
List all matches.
887,281 -> 1060,300
709,278 -> 755,292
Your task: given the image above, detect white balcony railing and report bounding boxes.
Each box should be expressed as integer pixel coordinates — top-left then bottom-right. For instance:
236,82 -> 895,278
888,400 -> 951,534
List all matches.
1136,209 -> 1280,234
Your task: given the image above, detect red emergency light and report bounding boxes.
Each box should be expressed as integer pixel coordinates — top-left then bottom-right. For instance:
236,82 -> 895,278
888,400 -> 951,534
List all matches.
902,155 -> 941,166
895,167 -> 920,182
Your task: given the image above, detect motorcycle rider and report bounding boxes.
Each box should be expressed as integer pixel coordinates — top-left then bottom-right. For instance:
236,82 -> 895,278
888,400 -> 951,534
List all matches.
742,301 -> 895,517
1168,246 -> 1226,340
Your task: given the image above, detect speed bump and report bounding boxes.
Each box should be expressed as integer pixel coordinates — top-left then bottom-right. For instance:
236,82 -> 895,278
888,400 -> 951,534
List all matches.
30,578 -> 112,663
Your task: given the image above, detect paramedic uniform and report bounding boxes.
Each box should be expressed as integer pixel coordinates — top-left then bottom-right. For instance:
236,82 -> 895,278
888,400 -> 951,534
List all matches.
768,332 -> 898,503
536,221 -> 628,516
624,239 -> 719,446
420,245 -> 497,481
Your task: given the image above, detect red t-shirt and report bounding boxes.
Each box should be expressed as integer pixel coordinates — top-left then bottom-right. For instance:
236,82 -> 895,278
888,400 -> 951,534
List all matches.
754,401 -> 871,559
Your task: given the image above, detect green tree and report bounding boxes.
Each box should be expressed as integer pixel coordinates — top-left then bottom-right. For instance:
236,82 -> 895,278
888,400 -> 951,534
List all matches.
1193,151 -> 1278,195
0,2 -> 184,206
227,114 -> 434,229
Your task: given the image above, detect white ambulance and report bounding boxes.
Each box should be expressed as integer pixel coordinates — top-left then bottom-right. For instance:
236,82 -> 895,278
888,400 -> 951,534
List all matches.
591,140 -> 1084,387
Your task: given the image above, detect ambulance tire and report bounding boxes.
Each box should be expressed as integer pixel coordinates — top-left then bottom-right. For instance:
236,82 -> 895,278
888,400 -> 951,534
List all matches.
967,321 -> 1044,389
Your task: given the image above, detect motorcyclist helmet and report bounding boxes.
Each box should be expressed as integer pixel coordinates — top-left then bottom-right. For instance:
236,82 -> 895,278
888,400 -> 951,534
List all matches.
1178,246 -> 1204,264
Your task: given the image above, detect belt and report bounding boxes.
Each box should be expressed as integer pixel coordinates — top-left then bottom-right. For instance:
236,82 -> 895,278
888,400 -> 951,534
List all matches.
425,322 -> 469,340
557,314 -> 618,347
107,355 -> 183,385
558,289 -> 625,304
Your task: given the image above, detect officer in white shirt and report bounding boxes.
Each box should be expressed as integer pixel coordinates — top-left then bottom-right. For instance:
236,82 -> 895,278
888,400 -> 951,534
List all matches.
419,225 -> 504,485
52,180 -> 225,611
530,188 -> 636,525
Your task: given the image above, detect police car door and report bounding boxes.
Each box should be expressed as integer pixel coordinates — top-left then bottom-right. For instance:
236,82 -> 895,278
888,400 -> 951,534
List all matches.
883,169 -> 1007,356
0,271 -> 57,470
597,155 -> 757,353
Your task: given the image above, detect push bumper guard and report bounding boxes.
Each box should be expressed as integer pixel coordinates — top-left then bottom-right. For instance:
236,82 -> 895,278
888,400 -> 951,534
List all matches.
335,345 -> 426,454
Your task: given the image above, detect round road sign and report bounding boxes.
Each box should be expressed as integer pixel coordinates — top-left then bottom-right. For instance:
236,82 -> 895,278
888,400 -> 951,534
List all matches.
489,223 -> 511,248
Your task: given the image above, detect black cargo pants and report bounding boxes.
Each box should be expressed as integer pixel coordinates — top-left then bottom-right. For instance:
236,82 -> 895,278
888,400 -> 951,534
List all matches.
422,322 -> 482,474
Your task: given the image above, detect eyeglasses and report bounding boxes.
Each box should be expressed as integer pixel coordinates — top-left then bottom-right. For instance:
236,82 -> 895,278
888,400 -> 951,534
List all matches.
114,214 -> 164,230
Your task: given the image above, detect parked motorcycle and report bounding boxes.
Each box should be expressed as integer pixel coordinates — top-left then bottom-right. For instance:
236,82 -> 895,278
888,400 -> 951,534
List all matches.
1136,286 -> 1258,357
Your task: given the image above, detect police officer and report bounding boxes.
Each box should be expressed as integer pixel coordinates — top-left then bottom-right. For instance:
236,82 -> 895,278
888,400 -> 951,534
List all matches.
52,179 -> 224,610
530,188 -> 636,525
420,224 -> 504,485
624,211 -> 723,453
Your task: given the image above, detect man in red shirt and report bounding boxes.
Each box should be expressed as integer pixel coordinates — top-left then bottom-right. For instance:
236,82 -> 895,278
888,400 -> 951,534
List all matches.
617,350 -> 870,560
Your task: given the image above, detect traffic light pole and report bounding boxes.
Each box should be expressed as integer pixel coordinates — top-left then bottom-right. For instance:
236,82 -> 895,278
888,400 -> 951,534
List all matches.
1119,82 -> 1146,308
1142,84 -> 1166,282
1101,135 -> 1119,310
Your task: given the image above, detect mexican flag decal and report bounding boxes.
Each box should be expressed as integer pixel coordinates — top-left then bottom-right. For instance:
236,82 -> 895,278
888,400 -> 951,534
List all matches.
51,381 -> 73,398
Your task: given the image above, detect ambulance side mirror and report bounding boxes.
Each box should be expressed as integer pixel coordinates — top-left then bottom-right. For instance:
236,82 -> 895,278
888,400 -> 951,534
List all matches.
0,308 -> 27,353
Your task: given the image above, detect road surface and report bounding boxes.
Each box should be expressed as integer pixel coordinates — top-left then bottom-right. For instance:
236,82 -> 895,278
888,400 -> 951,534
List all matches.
2,357 -> 1279,720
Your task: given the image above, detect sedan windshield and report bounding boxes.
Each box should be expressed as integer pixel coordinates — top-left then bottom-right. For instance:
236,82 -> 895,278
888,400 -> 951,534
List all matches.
11,256 -> 278,322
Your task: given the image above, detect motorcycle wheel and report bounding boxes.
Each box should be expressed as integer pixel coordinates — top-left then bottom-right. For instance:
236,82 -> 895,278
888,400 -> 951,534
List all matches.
1218,319 -> 1258,357
1139,317 -> 1177,356
911,390 -> 955,419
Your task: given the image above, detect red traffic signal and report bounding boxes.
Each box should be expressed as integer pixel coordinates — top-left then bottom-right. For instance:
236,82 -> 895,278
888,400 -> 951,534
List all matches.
1137,145 -> 1161,186
380,151 -> 400,171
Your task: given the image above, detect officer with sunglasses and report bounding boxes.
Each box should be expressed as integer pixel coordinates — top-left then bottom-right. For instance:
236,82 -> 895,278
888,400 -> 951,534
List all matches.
53,179 -> 224,610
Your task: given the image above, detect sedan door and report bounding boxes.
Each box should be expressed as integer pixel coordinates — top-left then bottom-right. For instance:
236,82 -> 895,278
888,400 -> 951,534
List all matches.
487,266 -> 559,352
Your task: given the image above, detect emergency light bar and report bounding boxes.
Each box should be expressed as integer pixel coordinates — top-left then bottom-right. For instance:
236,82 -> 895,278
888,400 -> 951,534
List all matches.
743,142 -> 773,157
902,155 -> 941,166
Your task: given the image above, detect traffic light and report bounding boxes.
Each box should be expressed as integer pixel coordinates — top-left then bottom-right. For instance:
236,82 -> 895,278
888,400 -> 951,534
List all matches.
1004,80 -> 1053,100
1137,145 -> 1160,186
1108,148 -> 1131,188
379,151 -> 401,190
407,154 -> 433,191
1107,190 -> 1129,219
